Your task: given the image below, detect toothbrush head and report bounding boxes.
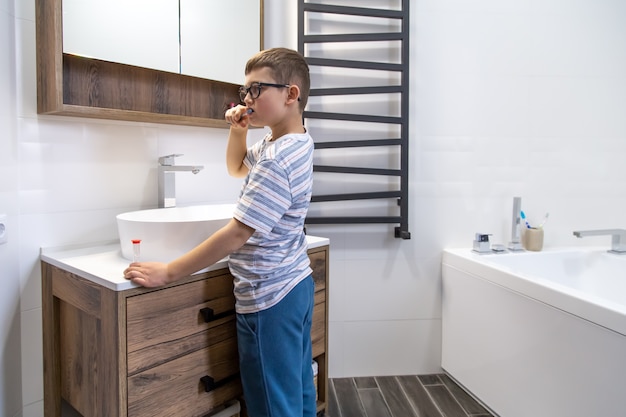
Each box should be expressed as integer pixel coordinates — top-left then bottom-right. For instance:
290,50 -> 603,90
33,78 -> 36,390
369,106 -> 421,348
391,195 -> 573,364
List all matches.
520,210 -> 531,228
238,108 -> 253,120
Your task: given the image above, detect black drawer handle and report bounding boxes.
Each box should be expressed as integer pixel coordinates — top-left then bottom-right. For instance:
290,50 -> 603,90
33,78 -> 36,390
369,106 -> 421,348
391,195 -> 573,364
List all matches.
200,375 -> 216,392
199,307 -> 235,323
200,375 -> 215,392
200,373 -> 240,393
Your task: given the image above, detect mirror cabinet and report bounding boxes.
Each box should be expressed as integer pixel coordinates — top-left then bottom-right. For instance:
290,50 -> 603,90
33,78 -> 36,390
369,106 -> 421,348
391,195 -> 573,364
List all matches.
36,0 -> 263,128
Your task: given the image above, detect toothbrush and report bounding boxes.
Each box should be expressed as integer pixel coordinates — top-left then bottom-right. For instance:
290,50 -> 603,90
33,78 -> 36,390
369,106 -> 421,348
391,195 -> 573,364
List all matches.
228,102 -> 253,117
520,211 -> 531,228
537,212 -> 550,228
227,106 -> 253,124
237,108 -> 253,121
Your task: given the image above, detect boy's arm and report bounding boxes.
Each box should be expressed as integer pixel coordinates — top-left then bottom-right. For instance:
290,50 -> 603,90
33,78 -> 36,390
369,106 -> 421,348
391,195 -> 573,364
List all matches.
225,105 -> 251,178
167,218 -> 254,280
226,127 -> 250,178
124,218 -> 254,287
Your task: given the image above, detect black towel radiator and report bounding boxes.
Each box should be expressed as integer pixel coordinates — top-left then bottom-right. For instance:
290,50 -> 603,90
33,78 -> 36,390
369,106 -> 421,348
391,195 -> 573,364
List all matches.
298,0 -> 411,239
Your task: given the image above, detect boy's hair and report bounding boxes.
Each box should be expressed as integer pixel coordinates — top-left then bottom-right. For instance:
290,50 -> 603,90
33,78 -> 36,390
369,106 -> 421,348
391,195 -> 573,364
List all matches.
245,48 -> 310,112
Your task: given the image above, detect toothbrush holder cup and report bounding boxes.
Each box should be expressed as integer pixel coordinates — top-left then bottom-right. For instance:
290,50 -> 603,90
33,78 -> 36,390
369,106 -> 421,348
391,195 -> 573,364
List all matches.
523,227 -> 544,251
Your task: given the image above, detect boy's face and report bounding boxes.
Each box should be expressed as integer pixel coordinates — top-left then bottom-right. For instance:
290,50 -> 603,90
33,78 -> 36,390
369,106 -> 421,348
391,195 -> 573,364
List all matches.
242,67 -> 299,129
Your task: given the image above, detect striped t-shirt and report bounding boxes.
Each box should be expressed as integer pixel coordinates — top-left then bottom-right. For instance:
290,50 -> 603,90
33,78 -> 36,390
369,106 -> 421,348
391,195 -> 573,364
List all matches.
229,130 -> 314,314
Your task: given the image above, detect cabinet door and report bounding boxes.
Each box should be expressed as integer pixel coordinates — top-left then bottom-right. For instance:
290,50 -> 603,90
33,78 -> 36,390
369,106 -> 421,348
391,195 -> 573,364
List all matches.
312,301 -> 326,358
310,249 -> 327,294
309,248 -> 327,358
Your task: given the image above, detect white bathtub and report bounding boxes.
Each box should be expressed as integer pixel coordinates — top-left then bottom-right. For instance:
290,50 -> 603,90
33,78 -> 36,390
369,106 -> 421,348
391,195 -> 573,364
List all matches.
442,248 -> 626,417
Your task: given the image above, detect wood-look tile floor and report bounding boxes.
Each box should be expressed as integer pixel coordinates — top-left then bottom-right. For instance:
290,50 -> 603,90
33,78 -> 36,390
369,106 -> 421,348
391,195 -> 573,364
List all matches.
326,374 -> 494,417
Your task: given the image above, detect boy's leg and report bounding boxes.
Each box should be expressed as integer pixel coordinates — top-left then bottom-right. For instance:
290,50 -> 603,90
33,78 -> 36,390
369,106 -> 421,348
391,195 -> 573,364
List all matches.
236,276 -> 316,417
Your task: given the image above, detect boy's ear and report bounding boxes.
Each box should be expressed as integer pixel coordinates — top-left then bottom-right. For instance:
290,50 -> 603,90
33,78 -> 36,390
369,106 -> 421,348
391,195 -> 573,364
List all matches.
287,85 -> 301,103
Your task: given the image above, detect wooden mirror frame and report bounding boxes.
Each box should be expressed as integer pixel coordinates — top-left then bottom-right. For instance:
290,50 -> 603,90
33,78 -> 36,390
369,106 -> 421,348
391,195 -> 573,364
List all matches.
35,0 -> 255,128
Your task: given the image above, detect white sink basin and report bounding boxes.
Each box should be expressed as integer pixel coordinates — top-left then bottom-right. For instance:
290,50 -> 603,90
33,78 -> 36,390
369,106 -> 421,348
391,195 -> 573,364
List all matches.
116,204 -> 236,262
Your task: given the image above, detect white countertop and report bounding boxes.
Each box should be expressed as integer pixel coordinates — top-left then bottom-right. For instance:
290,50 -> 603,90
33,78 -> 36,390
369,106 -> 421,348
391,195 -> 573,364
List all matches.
41,235 -> 329,291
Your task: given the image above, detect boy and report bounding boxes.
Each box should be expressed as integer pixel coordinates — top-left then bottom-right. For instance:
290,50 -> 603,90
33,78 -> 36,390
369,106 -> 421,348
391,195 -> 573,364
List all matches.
124,47 -> 316,417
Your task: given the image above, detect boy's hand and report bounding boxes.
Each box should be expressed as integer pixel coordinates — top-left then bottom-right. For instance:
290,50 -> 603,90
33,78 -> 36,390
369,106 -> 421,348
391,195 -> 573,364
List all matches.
124,262 -> 172,287
225,105 -> 252,128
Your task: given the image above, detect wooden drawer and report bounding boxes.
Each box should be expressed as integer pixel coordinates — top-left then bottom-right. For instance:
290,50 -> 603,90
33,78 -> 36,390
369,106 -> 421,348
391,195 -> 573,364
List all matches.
126,272 -> 235,375
127,321 -> 241,417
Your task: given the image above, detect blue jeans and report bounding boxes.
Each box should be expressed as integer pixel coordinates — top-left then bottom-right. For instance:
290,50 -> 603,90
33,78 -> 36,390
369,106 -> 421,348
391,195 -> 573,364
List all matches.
236,276 -> 316,417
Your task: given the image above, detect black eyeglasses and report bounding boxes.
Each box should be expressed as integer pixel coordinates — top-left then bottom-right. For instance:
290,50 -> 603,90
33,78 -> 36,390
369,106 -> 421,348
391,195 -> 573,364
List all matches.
239,82 -> 290,102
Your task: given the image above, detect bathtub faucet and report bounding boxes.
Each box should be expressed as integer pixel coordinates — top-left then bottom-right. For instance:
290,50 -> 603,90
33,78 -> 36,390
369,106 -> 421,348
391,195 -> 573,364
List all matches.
573,229 -> 626,254
158,154 -> 204,208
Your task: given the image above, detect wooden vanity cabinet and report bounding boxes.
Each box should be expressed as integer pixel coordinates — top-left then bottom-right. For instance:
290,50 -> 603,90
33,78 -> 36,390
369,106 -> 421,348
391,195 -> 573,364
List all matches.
42,245 -> 329,417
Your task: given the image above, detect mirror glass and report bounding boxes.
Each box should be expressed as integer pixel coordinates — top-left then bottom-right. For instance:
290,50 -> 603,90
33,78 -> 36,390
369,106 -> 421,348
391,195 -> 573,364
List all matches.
180,0 -> 260,83
62,0 -> 261,84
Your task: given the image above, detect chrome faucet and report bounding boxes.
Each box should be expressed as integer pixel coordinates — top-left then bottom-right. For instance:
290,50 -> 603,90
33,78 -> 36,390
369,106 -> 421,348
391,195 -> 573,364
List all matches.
573,229 -> 626,254
158,154 -> 204,208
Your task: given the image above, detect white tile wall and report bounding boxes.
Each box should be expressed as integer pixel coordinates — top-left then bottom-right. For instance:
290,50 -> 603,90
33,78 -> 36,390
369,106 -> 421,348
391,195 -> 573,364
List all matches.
2,0 -> 626,415
2,1 -> 23,417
